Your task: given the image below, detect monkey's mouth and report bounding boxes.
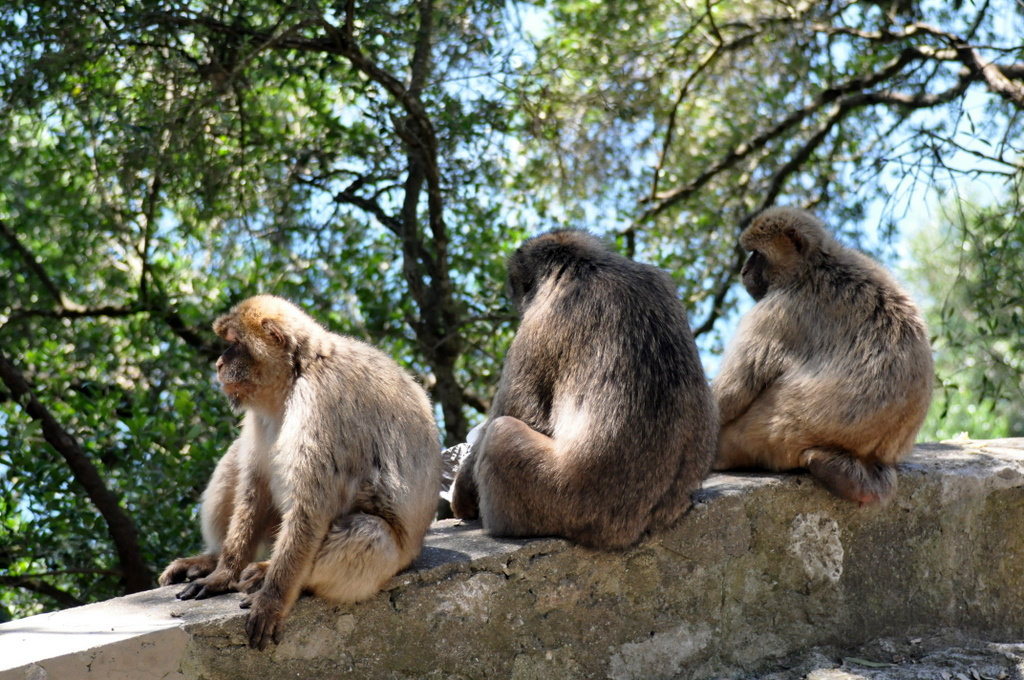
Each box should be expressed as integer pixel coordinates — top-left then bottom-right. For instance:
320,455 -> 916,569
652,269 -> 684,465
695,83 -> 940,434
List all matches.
220,382 -> 250,410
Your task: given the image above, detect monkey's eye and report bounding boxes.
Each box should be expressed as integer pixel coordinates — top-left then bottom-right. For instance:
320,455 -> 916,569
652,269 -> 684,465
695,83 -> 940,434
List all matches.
221,342 -> 244,361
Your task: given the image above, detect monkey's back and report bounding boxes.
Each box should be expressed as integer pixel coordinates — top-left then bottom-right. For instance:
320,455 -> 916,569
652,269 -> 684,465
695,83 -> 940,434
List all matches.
501,250 -> 717,542
768,248 -> 933,461
295,333 -> 442,561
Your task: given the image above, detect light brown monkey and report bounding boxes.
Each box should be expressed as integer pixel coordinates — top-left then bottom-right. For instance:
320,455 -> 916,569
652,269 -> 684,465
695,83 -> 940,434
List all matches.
450,230 -> 717,549
713,207 -> 933,504
159,295 -> 441,650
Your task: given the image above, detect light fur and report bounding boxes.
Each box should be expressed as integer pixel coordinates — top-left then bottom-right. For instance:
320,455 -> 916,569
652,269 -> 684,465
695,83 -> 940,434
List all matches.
159,295 -> 441,649
713,207 -> 934,504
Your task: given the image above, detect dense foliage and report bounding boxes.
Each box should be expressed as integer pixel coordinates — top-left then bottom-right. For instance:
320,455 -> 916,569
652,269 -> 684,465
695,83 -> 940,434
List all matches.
1,0 -> 1021,618
910,187 -> 1024,440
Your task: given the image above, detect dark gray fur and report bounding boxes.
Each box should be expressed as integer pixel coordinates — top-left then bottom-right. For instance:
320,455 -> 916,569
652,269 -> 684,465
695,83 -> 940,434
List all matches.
451,230 -> 717,549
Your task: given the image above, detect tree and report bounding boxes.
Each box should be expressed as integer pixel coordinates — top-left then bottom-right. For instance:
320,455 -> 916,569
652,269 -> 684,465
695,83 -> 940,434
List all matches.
1,0 -> 1021,617
1,0 -> 520,616
510,0 -> 1024,351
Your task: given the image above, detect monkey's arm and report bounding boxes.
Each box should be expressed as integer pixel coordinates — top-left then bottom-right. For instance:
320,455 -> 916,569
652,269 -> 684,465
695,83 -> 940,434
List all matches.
713,334 -> 789,425
242,386 -> 345,650
244,495 -> 333,650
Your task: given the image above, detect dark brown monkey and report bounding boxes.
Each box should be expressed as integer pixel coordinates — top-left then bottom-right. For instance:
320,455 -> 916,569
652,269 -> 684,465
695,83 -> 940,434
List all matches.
450,230 -> 717,549
159,295 -> 441,650
713,207 -> 933,504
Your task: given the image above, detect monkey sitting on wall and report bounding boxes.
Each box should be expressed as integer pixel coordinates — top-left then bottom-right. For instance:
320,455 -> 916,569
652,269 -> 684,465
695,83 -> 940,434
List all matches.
451,230 -> 718,549
159,295 -> 441,650
713,207 -> 933,505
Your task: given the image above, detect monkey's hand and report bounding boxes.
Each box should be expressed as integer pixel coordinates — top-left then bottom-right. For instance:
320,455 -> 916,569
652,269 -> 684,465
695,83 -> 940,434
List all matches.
450,450 -> 481,519
233,561 -> 269,594
159,554 -> 218,586
175,567 -> 237,601
242,588 -> 286,650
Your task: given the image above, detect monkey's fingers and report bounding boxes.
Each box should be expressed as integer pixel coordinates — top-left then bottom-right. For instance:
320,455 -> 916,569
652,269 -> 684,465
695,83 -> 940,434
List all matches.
175,581 -> 206,600
161,555 -> 217,586
192,585 -> 227,600
177,574 -> 233,601
160,558 -> 195,586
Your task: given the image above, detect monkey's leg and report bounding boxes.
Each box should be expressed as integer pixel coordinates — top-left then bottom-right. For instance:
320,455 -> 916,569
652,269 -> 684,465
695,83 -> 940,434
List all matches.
715,387 -> 803,471
716,415 -> 798,470
473,416 -> 580,541
294,512 -> 406,604
800,446 -> 897,505
715,419 -> 762,470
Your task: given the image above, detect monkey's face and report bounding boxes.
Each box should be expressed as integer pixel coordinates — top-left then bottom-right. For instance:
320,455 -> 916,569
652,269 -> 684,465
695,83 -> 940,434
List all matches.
212,304 -> 297,414
741,250 -> 770,301
216,330 -> 260,411
215,322 -> 289,412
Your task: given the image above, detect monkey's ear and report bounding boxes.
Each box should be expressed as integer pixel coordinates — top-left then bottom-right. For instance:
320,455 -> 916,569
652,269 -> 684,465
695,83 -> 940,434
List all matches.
505,258 -> 533,308
784,226 -> 807,255
261,319 -> 288,348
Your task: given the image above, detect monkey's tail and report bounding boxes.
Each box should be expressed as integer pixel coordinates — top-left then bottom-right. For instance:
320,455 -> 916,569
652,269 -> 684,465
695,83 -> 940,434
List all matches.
802,446 -> 897,506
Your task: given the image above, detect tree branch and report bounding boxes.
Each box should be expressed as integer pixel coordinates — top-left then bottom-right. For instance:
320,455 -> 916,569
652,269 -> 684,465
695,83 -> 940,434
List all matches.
0,218 -> 79,311
637,33 -> 985,225
0,349 -> 152,593
461,388 -> 490,415
138,161 -> 164,308
6,305 -> 219,361
162,309 -> 221,361
2,213 -> 218,359
332,181 -> 403,233
143,4 -> 467,442
646,27 -> 757,204
691,246 -> 745,338
951,42 -> 1024,106
811,20 -> 1024,105
0,575 -> 85,609
9,305 -> 148,321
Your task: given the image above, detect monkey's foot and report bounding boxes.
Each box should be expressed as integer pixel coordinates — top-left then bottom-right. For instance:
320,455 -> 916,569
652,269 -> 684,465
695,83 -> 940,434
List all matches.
242,591 -> 286,650
450,466 -> 481,520
234,561 -> 270,595
175,568 -> 237,601
159,554 -> 218,586
801,447 -> 896,505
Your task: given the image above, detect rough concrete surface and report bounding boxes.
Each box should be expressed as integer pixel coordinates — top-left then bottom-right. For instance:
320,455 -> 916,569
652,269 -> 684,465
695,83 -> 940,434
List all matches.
2,438 -> 1024,680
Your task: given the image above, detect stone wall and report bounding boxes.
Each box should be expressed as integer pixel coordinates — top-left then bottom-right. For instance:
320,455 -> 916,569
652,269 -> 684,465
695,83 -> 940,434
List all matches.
2,439 -> 1024,680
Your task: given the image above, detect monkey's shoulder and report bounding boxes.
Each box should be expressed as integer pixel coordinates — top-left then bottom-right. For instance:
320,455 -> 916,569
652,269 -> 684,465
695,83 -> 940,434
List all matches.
545,257 -> 679,306
299,331 -> 396,368
292,332 -> 428,401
